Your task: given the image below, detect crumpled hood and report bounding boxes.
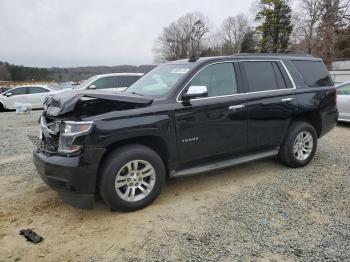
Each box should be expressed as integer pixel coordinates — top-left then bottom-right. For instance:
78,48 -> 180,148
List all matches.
44,89 -> 153,117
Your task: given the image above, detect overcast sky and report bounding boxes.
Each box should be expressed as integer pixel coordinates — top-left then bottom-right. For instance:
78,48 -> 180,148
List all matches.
0,0 -> 255,68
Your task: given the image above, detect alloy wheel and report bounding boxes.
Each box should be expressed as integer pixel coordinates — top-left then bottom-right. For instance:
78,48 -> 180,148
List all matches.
293,131 -> 313,161
115,160 -> 156,202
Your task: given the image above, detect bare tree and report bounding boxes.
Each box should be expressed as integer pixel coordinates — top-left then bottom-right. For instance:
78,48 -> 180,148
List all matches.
153,12 -> 211,62
318,0 -> 350,68
295,0 -> 323,54
220,14 -> 250,54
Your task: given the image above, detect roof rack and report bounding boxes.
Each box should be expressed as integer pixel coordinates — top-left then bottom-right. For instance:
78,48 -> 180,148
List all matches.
232,53 -> 312,57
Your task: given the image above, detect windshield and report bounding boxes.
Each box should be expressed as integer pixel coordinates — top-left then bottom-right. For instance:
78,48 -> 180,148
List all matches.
125,64 -> 192,98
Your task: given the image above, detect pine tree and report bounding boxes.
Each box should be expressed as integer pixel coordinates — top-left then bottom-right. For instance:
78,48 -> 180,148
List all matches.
256,0 -> 293,53
240,31 -> 258,53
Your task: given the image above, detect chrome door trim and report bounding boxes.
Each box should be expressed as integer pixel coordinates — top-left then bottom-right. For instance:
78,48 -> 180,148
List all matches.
229,105 -> 245,110
281,97 -> 294,102
176,60 -> 297,103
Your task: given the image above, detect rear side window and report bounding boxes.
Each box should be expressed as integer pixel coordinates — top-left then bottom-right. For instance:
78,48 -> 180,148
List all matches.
242,61 -> 278,92
117,76 -> 141,87
29,87 -> 49,94
292,60 -> 333,87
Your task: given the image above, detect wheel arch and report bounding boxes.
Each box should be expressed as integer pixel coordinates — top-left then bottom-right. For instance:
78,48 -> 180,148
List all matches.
0,101 -> 5,111
97,135 -> 170,181
290,111 -> 322,138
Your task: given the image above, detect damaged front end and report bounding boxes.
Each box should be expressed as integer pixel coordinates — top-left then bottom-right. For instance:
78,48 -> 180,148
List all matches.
39,115 -> 93,155
33,90 -> 154,209
39,90 -> 153,155
44,89 -> 153,118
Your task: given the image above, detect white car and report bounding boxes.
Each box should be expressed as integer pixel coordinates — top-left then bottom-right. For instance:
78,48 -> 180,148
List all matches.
74,73 -> 144,91
337,81 -> 350,122
0,85 -> 60,110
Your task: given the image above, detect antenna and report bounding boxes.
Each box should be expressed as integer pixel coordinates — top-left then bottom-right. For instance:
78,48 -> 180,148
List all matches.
188,56 -> 199,62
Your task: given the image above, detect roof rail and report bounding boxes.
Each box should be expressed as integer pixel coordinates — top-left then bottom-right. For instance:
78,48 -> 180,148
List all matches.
232,53 -> 313,57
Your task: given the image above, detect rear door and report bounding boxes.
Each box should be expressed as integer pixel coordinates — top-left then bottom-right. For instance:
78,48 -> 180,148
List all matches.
239,60 -> 298,152
337,84 -> 350,121
175,62 -> 248,167
28,86 -> 50,108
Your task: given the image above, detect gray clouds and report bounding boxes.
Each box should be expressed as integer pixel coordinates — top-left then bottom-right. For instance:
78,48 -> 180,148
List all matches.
0,0 -> 253,67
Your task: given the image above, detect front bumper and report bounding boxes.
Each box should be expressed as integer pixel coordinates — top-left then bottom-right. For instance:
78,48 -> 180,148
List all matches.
33,147 -> 106,209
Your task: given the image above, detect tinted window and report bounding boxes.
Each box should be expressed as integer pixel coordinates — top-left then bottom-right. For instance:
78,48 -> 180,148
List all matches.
337,84 -> 350,95
10,87 -> 27,96
29,86 -> 49,94
272,62 -> 288,89
117,76 -> 141,87
92,76 -> 116,89
292,60 -> 333,87
242,61 -> 278,92
189,63 -> 237,97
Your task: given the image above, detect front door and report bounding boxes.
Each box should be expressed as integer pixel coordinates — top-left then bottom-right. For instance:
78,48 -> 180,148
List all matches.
4,87 -> 28,109
175,62 -> 248,167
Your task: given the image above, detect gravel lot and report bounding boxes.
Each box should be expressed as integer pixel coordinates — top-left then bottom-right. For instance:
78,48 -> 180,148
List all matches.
0,110 -> 349,261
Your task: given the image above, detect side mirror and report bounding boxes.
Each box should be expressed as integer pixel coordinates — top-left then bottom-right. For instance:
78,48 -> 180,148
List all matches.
182,86 -> 208,100
88,84 -> 96,90
5,92 -> 12,97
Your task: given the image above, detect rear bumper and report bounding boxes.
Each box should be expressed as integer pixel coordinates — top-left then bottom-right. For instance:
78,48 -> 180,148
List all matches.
33,147 -> 106,209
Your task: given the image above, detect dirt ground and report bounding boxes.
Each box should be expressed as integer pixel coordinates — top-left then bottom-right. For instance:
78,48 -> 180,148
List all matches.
0,111 -> 349,262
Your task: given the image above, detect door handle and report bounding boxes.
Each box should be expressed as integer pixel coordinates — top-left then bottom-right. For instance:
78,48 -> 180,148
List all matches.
229,105 -> 245,110
281,98 -> 294,102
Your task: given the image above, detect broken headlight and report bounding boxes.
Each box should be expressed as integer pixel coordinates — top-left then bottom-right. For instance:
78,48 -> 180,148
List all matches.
58,121 -> 93,154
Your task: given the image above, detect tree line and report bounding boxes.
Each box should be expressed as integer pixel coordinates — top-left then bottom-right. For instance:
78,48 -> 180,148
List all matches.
0,61 -> 48,81
153,0 -> 350,68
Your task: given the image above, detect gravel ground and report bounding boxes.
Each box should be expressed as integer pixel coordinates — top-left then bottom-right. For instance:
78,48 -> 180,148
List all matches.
0,110 -> 349,262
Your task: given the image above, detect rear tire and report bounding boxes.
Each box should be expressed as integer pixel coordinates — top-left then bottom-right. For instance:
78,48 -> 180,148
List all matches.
278,121 -> 317,168
0,103 -> 4,112
98,144 -> 165,212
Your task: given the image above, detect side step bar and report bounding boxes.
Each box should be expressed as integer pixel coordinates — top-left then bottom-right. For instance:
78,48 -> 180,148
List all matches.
170,149 -> 278,178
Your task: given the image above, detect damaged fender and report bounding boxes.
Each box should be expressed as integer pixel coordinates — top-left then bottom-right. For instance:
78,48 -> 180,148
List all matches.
44,89 -> 153,117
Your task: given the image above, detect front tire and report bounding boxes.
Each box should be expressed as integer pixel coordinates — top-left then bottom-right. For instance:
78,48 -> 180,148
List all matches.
278,121 -> 317,168
98,144 -> 165,212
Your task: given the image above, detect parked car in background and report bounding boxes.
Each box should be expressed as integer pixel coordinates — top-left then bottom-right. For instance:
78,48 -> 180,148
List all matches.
0,85 -> 60,111
59,81 -> 80,89
336,81 -> 350,122
74,73 -> 144,92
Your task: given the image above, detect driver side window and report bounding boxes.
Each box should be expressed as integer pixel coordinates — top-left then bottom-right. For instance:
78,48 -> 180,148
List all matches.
189,63 -> 237,97
10,87 -> 27,96
92,77 -> 116,89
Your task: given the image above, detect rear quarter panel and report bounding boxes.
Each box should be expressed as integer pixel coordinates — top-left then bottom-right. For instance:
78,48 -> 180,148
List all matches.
296,86 -> 338,137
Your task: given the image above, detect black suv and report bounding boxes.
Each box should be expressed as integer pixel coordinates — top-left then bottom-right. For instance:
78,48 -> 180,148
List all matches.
33,54 -> 338,211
